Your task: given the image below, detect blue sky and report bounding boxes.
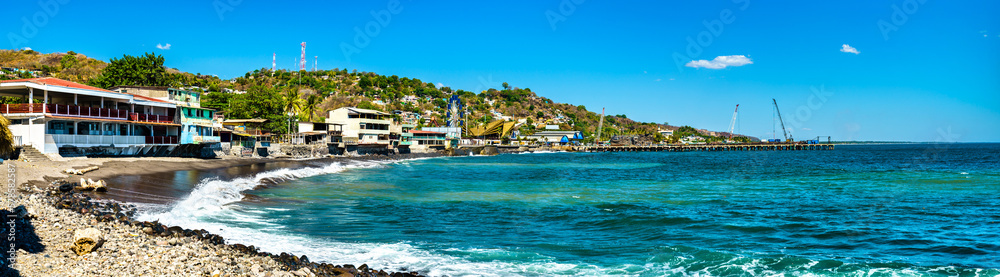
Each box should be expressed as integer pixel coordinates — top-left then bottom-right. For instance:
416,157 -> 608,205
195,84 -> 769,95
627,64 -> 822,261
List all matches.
3,0 -> 998,142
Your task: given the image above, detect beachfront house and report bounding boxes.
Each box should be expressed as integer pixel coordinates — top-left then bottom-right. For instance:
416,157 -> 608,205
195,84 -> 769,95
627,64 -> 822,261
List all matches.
389,121 -> 414,151
0,78 -> 180,155
409,130 -> 450,151
295,121 -> 344,145
326,107 -> 391,154
111,86 -> 219,144
525,130 -> 584,145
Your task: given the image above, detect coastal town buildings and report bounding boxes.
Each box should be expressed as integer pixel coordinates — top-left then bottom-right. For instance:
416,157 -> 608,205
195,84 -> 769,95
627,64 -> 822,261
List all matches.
0,78 -> 180,154
525,130 -> 584,145
409,130 -> 449,149
326,107 -> 391,153
296,121 -> 344,145
659,129 -> 675,138
111,86 -> 220,144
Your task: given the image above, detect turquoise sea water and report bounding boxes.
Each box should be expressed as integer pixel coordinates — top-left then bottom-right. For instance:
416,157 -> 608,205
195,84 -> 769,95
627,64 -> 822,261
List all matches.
138,144 -> 1000,276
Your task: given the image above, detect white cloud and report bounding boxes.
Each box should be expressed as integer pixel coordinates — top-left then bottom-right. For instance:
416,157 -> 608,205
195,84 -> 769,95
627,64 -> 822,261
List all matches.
840,44 -> 860,54
22,47 -> 31,51
156,43 -> 172,50
669,78 -> 675,81
655,78 -> 661,82
436,82 -> 444,88
685,55 -> 753,69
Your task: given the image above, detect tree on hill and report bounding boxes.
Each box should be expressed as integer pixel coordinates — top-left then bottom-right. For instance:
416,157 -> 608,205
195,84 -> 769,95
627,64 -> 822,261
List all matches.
227,86 -> 289,134
89,53 -> 168,89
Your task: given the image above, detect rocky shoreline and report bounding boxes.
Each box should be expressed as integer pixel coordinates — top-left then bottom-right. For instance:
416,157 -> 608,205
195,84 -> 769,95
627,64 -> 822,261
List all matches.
4,153 -> 442,277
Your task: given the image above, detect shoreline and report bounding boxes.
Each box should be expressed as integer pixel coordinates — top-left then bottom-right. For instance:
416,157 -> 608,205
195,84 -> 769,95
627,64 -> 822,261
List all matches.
6,153 -> 442,276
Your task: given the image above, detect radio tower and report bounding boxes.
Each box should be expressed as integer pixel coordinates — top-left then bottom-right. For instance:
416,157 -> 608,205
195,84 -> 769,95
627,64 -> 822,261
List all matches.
314,56 -> 318,71
299,42 -> 306,71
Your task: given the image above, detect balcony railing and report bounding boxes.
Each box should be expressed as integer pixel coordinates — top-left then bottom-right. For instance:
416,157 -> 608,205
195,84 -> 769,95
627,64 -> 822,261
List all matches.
129,113 -> 175,124
50,134 -> 146,145
145,136 -> 179,144
1,104 -> 174,124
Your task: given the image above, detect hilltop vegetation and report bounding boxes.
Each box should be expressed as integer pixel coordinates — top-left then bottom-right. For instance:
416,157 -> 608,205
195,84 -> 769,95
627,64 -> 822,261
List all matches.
0,49 -> 106,83
1,50 -> 751,142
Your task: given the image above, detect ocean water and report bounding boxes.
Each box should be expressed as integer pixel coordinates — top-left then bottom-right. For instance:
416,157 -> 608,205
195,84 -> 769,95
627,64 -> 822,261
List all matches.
137,144 -> 1000,276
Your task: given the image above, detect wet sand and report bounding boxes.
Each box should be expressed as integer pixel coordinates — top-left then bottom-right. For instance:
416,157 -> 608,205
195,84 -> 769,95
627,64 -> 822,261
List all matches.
64,153 -> 442,205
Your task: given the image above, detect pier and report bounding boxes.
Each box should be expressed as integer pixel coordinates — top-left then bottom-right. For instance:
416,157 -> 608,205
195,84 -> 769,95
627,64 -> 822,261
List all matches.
577,143 -> 835,152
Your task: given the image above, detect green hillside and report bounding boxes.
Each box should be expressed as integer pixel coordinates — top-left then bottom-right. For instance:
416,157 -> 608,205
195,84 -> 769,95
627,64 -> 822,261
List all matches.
2,50 -> 749,142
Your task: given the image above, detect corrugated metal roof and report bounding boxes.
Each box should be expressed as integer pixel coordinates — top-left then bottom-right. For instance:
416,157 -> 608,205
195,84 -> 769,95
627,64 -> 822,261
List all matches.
1,77 -> 113,92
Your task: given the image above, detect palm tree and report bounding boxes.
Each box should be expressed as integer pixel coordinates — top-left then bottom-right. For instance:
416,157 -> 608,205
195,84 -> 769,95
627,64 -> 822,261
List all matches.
282,87 -> 304,116
301,94 -> 322,122
0,115 -> 15,158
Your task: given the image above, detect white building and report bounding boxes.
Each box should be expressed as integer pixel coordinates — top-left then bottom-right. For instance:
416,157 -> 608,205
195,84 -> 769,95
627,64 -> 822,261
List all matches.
659,129 -> 674,138
1,78 -> 179,154
325,107 -> 390,145
525,130 -> 584,144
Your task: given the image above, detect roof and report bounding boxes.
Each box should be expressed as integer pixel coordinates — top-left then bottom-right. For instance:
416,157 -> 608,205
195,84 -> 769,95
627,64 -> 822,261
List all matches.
299,131 -> 327,135
223,118 -> 267,124
342,107 -> 389,115
1,78 -> 174,105
301,121 -> 343,126
108,85 -> 170,91
1,77 -> 114,93
128,93 -> 172,104
409,130 -> 445,135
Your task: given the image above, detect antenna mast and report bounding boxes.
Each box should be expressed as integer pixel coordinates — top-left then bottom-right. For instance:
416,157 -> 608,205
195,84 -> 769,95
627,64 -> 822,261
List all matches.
299,42 -> 306,71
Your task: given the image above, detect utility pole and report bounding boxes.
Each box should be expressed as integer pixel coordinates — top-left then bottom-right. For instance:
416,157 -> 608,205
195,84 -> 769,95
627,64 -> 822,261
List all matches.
595,107 -> 605,145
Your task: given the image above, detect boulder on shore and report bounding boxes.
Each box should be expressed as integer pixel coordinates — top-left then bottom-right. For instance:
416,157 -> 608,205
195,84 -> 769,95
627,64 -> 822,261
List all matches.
70,228 -> 103,255
63,166 -> 99,175
77,178 -> 108,192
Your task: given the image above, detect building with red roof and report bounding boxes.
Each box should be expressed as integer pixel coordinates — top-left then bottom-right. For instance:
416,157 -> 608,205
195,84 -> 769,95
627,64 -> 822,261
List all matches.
0,77 -> 181,155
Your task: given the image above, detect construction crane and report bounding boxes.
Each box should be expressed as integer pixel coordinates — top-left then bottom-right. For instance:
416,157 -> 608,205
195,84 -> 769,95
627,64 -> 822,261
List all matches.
727,104 -> 739,139
772,99 -> 791,142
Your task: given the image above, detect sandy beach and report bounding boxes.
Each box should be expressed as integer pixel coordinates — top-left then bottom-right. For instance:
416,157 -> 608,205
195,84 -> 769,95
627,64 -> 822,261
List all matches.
4,154 -> 438,277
